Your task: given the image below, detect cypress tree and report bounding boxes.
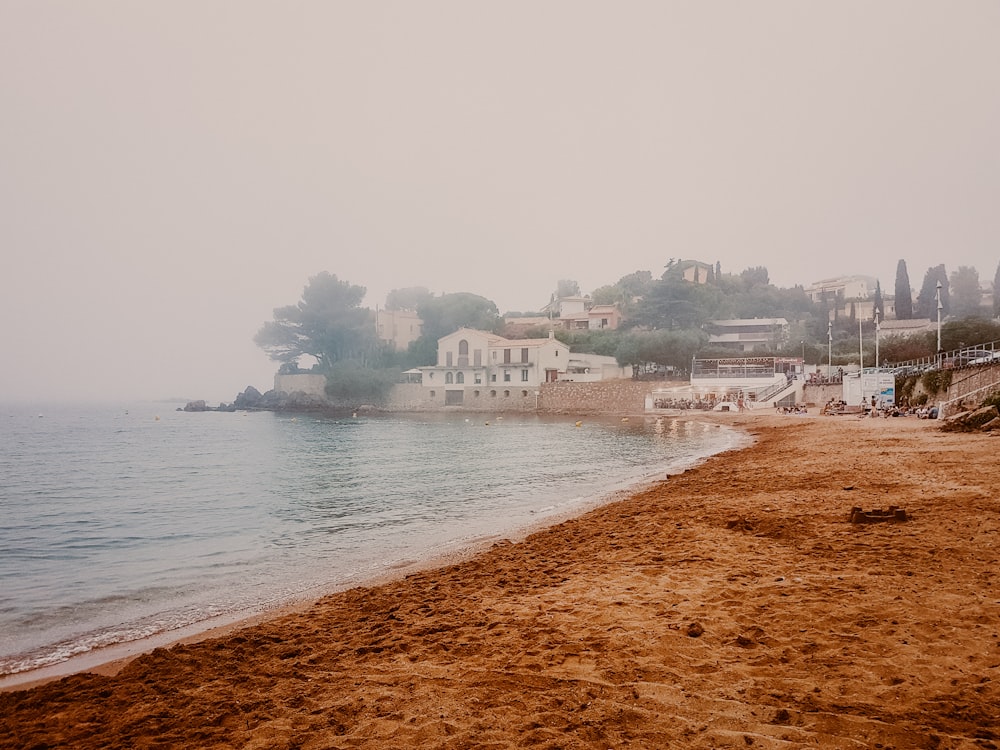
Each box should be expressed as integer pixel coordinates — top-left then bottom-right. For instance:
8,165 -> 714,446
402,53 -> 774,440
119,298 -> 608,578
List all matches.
873,280 -> 884,321
894,259 -> 913,319
916,265 -> 949,319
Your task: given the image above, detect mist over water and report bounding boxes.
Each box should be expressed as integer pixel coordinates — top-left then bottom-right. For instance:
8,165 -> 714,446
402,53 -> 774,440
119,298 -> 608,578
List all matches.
0,403 -> 745,679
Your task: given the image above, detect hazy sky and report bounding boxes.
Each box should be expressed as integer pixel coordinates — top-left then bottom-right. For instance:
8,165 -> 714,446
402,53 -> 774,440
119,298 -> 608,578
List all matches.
3,2 -> 998,403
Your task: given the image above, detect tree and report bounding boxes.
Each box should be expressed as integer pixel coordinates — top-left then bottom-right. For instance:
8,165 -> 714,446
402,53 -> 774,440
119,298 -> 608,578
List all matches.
950,266 -> 983,318
740,266 -> 770,288
254,272 -> 375,370
385,286 -> 432,311
556,279 -> 580,298
416,292 -> 500,342
591,271 -> 652,314
894,260 -> 913,319
629,277 -> 713,330
915,265 -> 950,319
614,329 -> 707,374
873,280 -> 884,322
940,318 -> 1000,351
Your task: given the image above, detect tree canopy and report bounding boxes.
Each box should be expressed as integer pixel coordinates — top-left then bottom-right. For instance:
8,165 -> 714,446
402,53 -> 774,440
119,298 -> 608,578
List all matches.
949,266 -> 983,318
384,286 -> 433,311
894,259 -> 913,319
254,272 -> 375,370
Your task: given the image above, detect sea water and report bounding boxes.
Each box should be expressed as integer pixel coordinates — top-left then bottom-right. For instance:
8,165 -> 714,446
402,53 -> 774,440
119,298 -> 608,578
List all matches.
0,402 -> 745,682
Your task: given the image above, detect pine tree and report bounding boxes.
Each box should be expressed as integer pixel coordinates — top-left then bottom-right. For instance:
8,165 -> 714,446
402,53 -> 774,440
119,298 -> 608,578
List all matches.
894,259 -> 913,319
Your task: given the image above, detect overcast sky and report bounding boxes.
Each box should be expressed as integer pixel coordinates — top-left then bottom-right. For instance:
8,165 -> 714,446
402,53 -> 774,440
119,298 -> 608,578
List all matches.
2,2 -> 998,403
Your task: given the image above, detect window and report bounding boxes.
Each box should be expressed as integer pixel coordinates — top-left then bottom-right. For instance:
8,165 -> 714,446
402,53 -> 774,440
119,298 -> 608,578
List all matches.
474,349 -> 482,366
503,370 -> 511,382
521,348 -> 529,363
490,390 -> 497,397
555,350 -> 559,357
473,390 -> 480,397
430,390 -> 436,397
491,374 -> 497,382
503,390 -> 510,397
521,390 -> 528,397
445,372 -> 453,384
474,373 -> 482,384
503,349 -> 511,364
446,352 -> 453,366
459,339 -> 469,355
456,372 -> 465,384
521,369 -> 529,382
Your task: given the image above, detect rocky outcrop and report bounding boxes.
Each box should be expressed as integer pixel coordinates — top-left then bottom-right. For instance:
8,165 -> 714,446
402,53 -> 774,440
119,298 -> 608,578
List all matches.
181,385 -> 353,414
940,404 -> 1000,432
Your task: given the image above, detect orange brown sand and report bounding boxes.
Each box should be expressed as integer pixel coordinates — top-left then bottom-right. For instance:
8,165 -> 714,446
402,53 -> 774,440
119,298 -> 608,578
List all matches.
2,415 -> 999,749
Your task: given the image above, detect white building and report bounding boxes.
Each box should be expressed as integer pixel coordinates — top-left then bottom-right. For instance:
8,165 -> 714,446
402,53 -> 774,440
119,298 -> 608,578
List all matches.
806,275 -> 877,304
706,318 -> 789,352
419,328 -> 571,392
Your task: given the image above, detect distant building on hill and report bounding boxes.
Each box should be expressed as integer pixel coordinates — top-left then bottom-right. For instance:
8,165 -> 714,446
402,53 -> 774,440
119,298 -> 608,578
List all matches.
532,295 -> 623,331
706,318 -> 789,352
376,308 -> 422,351
806,274 -> 896,320
675,259 -> 714,284
878,318 -> 935,338
806,275 -> 876,304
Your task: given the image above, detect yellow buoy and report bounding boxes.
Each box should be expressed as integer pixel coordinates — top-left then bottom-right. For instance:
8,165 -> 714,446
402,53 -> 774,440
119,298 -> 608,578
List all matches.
575,420 -> 582,427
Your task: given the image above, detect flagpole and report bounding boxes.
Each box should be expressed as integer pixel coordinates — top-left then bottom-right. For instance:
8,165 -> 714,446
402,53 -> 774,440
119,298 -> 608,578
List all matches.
827,320 -> 833,379
874,311 -> 880,369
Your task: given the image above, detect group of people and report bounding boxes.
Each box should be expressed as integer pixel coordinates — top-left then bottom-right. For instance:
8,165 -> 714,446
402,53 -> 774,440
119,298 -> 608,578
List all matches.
776,404 -> 809,414
652,396 -> 718,411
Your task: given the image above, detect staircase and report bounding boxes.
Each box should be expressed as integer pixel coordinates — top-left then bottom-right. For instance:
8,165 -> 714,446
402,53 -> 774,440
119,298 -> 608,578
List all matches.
749,379 -> 802,410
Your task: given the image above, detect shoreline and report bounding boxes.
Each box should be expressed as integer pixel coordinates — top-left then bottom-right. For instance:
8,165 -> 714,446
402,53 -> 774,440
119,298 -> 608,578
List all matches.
0,413 -> 748,694
4,413 -> 997,748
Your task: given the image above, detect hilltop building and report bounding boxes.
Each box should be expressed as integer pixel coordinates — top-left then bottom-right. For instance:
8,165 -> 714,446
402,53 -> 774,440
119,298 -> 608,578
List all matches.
706,318 -> 789,352
375,308 -> 422,351
806,275 -> 896,320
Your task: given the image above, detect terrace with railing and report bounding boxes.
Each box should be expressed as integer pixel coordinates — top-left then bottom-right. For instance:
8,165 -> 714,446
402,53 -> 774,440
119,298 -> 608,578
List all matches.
886,338 -> 1000,376
691,357 -> 789,379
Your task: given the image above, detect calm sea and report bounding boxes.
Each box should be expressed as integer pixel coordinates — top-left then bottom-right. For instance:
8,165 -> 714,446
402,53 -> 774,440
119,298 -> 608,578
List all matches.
0,402 -> 744,684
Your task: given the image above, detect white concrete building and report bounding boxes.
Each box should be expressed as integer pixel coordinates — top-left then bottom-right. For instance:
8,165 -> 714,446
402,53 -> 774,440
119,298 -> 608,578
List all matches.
706,318 -> 789,352
806,275 -> 877,304
418,328 -> 571,394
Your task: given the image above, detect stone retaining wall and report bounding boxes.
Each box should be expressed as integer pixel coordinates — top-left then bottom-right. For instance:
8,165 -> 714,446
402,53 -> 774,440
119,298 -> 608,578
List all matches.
383,379 -> 655,415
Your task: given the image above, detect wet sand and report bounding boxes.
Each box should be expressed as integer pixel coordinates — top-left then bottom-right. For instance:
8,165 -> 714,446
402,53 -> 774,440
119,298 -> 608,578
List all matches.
2,414 -> 999,749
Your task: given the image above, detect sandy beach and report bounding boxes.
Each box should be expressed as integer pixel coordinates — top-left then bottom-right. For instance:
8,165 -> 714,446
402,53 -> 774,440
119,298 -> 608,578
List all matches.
2,414 -> 999,749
